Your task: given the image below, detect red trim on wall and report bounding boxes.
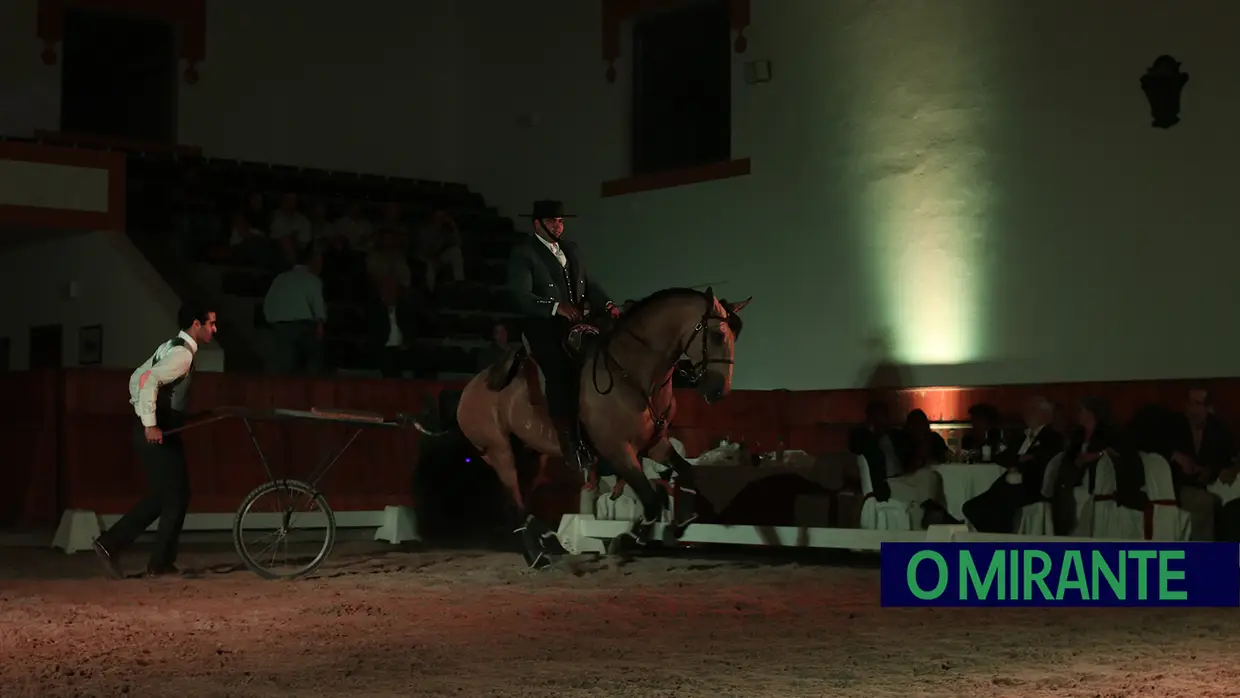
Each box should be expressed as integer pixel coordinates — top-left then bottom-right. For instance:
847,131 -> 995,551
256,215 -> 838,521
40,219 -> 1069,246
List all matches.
601,0 -> 750,82
37,0 -> 206,83
33,129 -> 202,157
0,141 -> 126,232
601,157 -> 751,197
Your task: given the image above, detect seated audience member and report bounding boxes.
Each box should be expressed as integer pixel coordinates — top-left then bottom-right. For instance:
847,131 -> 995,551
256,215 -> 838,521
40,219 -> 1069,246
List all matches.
366,230 -> 414,295
366,277 -> 416,378
263,246 -> 327,375
890,409 -> 955,525
227,210 -> 276,268
962,396 -> 1064,534
1051,397 -> 1114,534
376,202 -> 409,237
1168,387 -> 1232,540
478,321 -> 514,370
894,409 -> 950,470
413,209 -> 466,291
847,401 -> 902,501
308,200 -> 338,248
243,192 -> 269,232
334,202 -> 374,251
960,403 -> 1004,459
269,193 -> 313,264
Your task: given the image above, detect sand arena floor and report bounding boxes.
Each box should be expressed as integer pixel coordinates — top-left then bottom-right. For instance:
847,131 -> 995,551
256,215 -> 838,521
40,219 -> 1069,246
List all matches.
1,540 -> 1238,698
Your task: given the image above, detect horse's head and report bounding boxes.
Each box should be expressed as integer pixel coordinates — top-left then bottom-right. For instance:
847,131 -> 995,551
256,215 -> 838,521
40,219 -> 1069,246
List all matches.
684,288 -> 751,404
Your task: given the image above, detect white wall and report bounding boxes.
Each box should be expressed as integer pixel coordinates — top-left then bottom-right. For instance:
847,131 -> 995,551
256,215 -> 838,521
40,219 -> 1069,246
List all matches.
6,0 -> 1238,390
0,0 -> 464,183
0,230 -> 222,371
456,0 -> 1240,390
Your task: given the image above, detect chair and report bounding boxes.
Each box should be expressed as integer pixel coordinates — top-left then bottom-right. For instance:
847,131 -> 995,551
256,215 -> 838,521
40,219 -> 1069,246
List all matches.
1138,453 -> 1192,541
857,455 -> 922,531
1014,454 -> 1059,536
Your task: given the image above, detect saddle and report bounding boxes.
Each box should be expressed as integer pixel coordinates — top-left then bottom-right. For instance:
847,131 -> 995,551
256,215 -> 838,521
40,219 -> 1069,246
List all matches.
519,322 -> 600,409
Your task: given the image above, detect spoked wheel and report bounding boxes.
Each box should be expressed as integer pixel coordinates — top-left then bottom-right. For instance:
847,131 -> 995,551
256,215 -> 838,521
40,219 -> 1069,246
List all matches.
232,479 -> 336,580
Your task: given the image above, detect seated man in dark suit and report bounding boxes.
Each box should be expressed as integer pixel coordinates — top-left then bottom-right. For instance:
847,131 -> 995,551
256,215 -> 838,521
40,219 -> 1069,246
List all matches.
1167,387 -> 1233,540
962,396 -> 1064,534
366,277 -> 418,378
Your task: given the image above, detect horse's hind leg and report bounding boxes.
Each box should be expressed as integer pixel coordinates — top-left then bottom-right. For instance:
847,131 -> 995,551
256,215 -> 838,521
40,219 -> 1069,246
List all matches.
481,443 -> 552,569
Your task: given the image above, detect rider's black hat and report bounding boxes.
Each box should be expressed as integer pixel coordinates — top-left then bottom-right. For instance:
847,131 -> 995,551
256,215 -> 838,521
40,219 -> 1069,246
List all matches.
520,200 -> 576,219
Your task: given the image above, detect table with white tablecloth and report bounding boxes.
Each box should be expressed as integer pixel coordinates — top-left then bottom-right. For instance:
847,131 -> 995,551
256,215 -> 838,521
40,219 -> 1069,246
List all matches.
931,463 -> 1005,522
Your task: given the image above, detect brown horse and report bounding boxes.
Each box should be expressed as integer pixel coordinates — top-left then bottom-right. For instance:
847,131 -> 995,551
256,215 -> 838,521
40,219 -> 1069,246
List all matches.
413,287 -> 749,566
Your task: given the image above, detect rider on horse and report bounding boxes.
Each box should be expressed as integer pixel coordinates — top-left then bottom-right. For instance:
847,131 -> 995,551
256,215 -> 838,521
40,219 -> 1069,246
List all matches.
507,199 -> 620,474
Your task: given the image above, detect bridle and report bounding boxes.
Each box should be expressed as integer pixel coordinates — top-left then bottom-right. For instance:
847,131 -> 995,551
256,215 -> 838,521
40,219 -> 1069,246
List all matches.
591,294 -> 736,437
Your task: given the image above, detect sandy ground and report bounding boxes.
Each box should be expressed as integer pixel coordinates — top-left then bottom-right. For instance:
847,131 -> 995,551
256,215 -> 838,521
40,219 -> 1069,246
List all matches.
1,540 -> 1238,698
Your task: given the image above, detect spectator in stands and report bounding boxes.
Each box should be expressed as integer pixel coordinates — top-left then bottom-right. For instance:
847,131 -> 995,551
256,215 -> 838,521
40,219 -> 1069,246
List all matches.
270,192 -> 312,264
962,396 -> 1064,533
479,321 -> 514,370
263,246 -> 327,374
376,201 -> 409,237
1051,397 -> 1114,534
413,209 -> 466,291
366,229 -> 414,295
244,192 -> 268,232
366,276 -> 417,378
308,200 -> 337,248
334,202 -> 374,251
92,301 -> 218,578
1169,387 -> 1232,540
227,210 -> 276,268
960,403 -> 1004,459
170,164 -> 218,261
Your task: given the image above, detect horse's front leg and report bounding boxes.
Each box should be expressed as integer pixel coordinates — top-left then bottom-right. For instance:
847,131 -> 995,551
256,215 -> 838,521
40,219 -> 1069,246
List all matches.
597,443 -> 664,547
647,438 -> 702,532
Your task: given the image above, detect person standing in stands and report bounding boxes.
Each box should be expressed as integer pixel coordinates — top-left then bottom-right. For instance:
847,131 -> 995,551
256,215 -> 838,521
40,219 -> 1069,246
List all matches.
263,246 -> 328,374
92,302 -> 218,578
507,199 -> 619,474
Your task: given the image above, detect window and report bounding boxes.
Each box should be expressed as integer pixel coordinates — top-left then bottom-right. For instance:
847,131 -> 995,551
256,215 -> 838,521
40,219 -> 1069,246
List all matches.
60,9 -> 178,143
631,0 -> 732,177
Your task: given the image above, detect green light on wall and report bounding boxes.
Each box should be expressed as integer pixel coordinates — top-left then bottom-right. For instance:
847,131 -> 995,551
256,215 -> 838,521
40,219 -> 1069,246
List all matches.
845,5 -> 995,366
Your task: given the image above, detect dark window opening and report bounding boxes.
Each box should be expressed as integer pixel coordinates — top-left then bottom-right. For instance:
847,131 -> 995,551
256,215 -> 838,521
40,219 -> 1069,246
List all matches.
631,0 -> 732,177
60,9 -> 178,144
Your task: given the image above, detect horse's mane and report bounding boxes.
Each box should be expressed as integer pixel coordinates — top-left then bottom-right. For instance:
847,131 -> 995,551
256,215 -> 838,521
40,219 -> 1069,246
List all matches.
610,286 -> 743,337
612,287 -> 707,331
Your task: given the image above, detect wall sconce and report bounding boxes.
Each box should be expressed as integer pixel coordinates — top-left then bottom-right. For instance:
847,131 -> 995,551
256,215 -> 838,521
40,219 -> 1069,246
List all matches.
1140,55 -> 1189,129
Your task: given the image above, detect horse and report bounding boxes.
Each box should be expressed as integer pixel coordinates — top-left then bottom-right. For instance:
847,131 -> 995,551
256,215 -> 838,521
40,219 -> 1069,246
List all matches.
412,286 -> 750,567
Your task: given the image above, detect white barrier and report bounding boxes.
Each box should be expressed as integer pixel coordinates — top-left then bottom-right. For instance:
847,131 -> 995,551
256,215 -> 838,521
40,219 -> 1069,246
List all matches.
51,505 -> 419,554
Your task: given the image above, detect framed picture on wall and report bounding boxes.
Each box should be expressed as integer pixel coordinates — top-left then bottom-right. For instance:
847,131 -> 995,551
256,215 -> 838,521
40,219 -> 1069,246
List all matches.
78,325 -> 103,365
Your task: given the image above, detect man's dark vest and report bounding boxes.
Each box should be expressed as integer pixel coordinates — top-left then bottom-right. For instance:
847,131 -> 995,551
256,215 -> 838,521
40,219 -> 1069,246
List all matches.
149,336 -> 195,421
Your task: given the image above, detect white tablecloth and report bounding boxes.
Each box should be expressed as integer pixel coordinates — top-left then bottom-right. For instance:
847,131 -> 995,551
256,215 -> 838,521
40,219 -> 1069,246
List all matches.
932,463 -> 1005,522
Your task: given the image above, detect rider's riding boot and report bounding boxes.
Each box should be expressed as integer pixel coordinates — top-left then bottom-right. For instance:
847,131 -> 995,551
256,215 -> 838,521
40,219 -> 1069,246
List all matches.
554,417 -> 586,473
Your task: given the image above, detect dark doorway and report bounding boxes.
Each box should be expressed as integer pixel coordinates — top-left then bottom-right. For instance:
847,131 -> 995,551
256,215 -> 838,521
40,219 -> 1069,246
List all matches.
29,325 -> 63,370
631,0 -> 732,176
60,9 -> 178,143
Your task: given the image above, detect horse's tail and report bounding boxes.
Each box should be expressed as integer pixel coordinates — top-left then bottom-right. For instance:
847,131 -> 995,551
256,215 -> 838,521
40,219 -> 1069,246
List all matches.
484,346 -> 523,391
402,389 -> 463,437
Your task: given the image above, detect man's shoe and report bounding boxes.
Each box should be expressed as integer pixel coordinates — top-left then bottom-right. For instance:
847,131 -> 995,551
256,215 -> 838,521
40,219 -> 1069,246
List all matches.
91,538 -> 122,579
145,563 -> 180,578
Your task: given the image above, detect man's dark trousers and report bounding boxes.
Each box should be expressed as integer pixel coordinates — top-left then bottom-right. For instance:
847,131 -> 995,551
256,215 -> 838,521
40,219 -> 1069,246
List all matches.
523,318 -> 577,421
99,416 -> 191,569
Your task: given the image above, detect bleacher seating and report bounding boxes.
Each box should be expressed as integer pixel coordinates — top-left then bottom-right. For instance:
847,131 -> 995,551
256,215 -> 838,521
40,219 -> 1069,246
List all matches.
2,134 -> 524,377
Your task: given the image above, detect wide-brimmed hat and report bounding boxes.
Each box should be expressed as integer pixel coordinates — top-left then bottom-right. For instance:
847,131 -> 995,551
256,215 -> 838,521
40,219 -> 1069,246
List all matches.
519,200 -> 576,219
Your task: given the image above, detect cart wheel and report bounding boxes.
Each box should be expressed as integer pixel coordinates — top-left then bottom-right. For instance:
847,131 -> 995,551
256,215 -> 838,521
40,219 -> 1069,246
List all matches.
232,479 -> 336,580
